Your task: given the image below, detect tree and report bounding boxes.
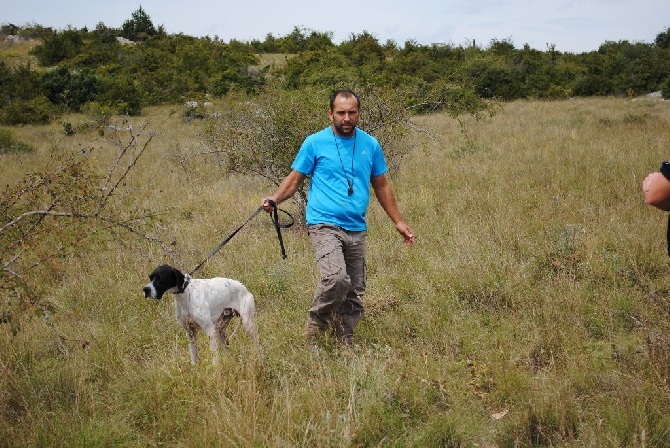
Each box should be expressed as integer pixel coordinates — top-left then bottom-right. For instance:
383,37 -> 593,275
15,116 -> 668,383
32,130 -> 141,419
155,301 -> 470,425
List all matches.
0,61 -> 11,107
655,27 -> 670,49
340,31 -> 385,72
95,73 -> 143,115
0,62 -> 41,106
192,84 -> 489,218
121,6 -> 157,41
40,66 -> 99,112
460,55 -> 524,99
0,23 -> 19,35
0,61 -> 52,125
251,33 -> 281,53
281,48 -> 359,89
93,21 -> 119,44
30,29 -> 84,66
1,125 -> 174,345
488,37 -> 516,56
661,76 -> 670,99
278,26 -> 310,53
305,30 -> 334,51
0,95 -> 53,125
196,86 -> 327,217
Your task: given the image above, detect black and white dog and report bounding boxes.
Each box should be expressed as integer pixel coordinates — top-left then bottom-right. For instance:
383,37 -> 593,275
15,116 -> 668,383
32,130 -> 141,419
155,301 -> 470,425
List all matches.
143,264 -> 258,365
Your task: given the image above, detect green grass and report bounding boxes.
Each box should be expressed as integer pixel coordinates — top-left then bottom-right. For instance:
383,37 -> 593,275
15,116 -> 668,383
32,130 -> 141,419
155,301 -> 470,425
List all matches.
2,97 -> 670,446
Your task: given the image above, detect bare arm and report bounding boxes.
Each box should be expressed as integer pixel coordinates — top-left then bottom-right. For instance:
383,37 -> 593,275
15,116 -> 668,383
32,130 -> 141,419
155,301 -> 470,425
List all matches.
643,171 -> 670,211
371,174 -> 416,245
262,170 -> 307,211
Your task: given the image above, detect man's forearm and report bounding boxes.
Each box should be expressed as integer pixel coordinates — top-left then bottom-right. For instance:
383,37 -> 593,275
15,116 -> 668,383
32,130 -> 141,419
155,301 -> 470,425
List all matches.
268,170 -> 305,205
372,177 -> 404,224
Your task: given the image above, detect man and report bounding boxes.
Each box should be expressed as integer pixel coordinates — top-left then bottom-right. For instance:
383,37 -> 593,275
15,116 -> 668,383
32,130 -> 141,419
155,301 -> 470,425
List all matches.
643,163 -> 670,256
643,165 -> 670,211
262,88 -> 415,346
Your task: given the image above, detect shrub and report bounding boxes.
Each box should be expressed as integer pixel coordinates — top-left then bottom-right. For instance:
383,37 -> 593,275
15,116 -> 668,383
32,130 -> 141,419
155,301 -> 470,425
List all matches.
0,95 -> 54,125
546,84 -> 573,99
95,75 -> 142,116
661,76 -> 670,99
40,66 -> 99,112
30,29 -> 84,66
80,101 -> 116,129
197,85 -> 418,217
0,129 -> 34,154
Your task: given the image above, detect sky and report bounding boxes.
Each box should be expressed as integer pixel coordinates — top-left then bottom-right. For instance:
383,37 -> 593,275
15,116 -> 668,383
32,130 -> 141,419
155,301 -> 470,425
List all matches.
3,0 -> 669,53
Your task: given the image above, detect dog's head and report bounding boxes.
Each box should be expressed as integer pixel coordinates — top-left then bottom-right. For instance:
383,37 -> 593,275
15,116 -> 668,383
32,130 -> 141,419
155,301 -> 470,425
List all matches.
143,264 -> 187,300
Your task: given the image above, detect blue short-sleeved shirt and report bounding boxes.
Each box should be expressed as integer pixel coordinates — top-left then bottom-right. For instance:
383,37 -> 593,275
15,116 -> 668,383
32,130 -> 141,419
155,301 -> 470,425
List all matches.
291,127 -> 388,231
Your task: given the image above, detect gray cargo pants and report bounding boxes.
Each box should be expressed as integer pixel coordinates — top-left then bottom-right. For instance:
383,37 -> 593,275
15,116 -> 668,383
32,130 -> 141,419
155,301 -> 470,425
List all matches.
306,223 -> 366,344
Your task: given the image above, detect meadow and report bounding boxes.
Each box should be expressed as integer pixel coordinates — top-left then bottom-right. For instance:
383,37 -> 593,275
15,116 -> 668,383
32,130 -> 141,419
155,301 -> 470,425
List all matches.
2,96 -> 670,447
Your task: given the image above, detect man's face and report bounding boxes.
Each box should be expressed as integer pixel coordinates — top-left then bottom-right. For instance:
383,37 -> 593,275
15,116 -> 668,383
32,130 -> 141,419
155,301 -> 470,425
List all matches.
328,94 -> 360,137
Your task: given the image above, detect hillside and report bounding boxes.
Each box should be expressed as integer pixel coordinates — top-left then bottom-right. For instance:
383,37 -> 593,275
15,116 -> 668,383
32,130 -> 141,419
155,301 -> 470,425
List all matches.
0,37 -> 39,68
2,97 -> 670,446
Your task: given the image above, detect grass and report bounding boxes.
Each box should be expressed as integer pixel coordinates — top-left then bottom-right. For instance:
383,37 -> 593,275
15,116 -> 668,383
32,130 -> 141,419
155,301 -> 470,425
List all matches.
251,53 -> 294,74
0,38 -> 40,68
2,96 -> 670,446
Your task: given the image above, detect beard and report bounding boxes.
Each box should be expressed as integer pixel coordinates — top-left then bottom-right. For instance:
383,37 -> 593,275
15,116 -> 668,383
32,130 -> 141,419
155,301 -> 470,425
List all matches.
332,121 -> 356,137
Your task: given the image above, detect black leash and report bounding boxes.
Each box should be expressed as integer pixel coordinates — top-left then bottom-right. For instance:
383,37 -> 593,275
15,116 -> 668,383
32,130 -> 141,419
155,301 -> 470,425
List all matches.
189,200 -> 294,276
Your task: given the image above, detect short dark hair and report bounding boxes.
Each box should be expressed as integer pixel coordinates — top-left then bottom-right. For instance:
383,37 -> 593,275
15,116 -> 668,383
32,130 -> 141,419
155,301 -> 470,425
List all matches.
330,88 -> 360,110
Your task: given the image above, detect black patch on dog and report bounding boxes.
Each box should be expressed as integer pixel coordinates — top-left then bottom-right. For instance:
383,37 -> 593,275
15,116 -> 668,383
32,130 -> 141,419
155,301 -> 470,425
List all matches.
143,264 -> 185,300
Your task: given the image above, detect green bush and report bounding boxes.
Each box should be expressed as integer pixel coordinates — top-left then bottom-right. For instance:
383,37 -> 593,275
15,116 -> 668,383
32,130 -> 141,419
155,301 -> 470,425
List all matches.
81,101 -> 116,129
30,29 -> 85,66
546,83 -> 573,99
95,75 -> 142,116
0,129 -> 34,154
661,76 -> 670,99
41,66 -> 99,112
0,95 -> 54,125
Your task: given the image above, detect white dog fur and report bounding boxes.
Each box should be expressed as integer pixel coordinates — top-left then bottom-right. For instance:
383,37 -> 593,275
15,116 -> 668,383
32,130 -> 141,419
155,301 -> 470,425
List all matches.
142,264 -> 258,365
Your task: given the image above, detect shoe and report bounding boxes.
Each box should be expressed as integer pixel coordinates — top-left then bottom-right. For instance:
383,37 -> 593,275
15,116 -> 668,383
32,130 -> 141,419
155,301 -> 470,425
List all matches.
304,322 -> 325,344
341,334 -> 354,347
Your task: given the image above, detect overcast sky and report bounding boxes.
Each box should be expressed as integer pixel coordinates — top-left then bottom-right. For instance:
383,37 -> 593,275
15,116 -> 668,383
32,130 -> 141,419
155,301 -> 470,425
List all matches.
3,0 -> 668,53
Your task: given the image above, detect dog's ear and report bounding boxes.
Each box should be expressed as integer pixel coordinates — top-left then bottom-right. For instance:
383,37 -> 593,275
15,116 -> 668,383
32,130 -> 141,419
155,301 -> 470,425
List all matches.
150,264 -> 169,281
172,268 -> 185,287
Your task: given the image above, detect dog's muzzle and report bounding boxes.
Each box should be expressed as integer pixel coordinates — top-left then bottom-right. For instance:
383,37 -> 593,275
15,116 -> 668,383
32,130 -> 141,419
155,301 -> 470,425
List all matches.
143,284 -> 161,300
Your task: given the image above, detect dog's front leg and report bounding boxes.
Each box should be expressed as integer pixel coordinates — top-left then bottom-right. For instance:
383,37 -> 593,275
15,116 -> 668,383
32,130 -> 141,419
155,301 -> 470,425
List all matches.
185,325 -> 198,365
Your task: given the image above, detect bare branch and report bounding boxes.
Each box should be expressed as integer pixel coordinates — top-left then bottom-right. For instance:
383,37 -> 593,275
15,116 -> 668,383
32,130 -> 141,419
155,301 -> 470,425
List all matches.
0,210 -> 79,235
97,122 -> 154,214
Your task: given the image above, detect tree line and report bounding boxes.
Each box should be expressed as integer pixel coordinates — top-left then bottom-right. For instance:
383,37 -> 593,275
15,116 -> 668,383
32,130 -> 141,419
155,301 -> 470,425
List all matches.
1,7 -> 669,126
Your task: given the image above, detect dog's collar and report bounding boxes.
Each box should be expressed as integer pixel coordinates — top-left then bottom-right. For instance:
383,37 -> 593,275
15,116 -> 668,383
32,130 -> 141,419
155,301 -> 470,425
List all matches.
177,274 -> 191,294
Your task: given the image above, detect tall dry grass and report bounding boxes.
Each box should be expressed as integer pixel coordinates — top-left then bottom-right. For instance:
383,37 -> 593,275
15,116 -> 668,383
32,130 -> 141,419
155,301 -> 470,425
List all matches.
2,97 -> 670,447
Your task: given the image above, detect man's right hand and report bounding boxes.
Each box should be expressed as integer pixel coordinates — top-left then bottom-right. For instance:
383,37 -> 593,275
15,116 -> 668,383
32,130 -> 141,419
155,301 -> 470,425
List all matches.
262,198 -> 276,213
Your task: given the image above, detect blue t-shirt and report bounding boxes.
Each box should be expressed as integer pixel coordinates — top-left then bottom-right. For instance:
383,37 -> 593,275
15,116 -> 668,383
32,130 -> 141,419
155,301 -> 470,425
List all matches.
292,127 -> 388,231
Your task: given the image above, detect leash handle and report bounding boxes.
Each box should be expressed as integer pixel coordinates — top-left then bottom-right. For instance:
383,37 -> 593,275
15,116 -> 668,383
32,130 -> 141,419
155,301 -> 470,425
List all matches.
265,199 -> 294,259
